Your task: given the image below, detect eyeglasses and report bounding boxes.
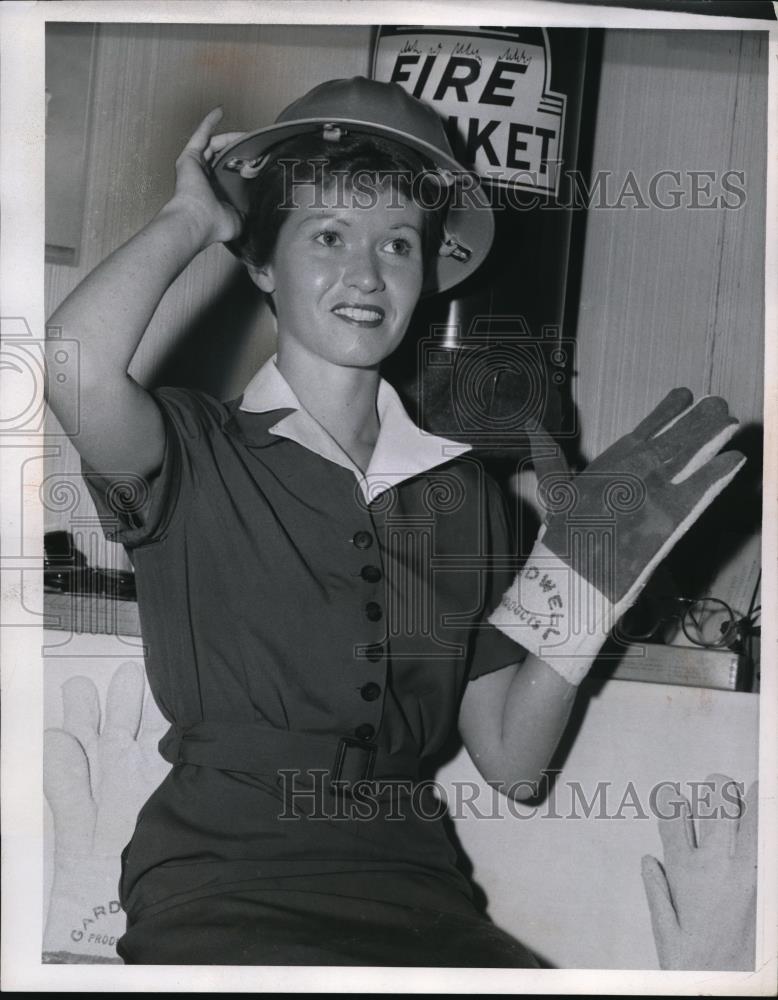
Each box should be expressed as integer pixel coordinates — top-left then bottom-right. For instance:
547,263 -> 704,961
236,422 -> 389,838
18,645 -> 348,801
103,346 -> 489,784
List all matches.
618,595 -> 760,652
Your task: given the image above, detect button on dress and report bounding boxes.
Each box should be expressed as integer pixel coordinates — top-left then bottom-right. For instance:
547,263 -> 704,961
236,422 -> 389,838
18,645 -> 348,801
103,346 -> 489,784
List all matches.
81,359 -> 535,966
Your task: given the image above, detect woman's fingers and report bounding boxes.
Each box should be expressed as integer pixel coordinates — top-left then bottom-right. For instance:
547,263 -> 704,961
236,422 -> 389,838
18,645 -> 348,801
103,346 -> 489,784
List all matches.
631,388 -> 694,441
528,420 -> 571,482
182,106 -> 225,154
673,449 -> 746,513
169,108 -> 248,244
203,131 -> 249,161
649,396 -> 737,482
182,109 -> 247,162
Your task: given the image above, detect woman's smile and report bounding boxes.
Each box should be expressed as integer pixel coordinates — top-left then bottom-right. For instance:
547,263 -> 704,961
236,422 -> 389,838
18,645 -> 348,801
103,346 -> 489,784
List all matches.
331,302 -> 386,328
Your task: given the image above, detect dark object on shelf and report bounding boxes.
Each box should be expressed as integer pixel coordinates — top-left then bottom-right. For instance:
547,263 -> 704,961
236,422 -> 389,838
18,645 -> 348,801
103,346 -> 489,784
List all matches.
619,593 -> 759,654
44,530 -> 136,601
590,642 -> 746,692
617,587 -> 761,692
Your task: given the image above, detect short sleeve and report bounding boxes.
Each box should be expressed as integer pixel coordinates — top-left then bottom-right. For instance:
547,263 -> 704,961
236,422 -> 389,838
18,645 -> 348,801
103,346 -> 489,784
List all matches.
467,474 -> 528,681
79,386 -> 218,550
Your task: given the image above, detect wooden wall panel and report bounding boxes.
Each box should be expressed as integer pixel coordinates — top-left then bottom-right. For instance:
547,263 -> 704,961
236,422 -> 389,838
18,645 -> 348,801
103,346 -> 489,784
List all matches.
574,30 -> 766,454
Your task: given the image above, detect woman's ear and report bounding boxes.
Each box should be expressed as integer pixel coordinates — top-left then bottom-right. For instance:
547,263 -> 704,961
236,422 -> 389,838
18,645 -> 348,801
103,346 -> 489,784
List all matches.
244,261 -> 276,294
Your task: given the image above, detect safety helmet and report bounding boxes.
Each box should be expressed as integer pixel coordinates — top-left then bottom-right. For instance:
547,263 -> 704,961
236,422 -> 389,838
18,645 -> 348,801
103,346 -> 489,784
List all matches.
210,76 -> 494,295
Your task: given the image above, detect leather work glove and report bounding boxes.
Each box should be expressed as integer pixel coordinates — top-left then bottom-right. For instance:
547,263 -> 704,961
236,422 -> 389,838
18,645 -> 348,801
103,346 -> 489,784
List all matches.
43,661 -> 169,962
641,775 -> 758,970
489,389 -> 745,684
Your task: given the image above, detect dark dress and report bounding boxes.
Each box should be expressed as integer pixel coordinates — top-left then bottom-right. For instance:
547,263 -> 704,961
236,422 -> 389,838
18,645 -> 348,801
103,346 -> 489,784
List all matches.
82,370 -> 536,966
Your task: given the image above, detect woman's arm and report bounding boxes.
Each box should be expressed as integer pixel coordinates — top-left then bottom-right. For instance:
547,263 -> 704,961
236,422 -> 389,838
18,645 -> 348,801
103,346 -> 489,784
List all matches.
45,108 -> 245,480
458,656 -> 577,800
460,391 -> 744,801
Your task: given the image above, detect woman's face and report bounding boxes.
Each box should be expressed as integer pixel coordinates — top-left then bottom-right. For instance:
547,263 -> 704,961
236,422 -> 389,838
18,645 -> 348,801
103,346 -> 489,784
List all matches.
250,179 -> 425,369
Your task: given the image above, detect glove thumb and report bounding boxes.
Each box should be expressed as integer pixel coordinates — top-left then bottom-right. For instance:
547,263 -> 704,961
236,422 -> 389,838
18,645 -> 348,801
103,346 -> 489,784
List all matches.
527,419 -> 571,478
527,420 -> 573,528
641,854 -> 680,969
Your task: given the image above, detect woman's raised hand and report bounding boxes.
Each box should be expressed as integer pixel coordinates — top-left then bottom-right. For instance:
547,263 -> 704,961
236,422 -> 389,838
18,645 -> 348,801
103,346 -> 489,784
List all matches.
168,107 -> 247,247
488,390 -> 745,687
45,107 -> 250,484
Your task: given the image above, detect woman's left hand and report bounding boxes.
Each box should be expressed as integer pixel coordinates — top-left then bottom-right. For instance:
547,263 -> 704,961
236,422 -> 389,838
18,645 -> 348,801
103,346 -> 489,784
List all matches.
489,389 -> 745,685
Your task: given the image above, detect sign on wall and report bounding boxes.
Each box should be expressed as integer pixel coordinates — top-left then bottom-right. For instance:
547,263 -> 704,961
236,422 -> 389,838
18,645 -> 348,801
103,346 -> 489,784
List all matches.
372,26 -> 567,196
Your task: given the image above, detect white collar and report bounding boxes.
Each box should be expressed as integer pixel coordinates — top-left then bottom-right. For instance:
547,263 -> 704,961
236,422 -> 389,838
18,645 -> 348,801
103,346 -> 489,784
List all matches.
239,355 -> 471,503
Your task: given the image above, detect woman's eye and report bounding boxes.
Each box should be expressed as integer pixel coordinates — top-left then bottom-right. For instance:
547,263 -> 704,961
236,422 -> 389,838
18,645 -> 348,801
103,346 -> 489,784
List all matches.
384,237 -> 414,256
313,230 -> 342,248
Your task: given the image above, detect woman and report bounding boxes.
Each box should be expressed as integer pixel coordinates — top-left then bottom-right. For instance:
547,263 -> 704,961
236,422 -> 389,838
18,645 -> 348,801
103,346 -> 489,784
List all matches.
45,77 -> 744,966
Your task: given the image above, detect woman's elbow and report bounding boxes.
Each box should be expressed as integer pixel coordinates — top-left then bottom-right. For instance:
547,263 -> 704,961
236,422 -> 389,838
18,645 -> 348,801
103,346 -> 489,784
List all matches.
479,760 -> 548,802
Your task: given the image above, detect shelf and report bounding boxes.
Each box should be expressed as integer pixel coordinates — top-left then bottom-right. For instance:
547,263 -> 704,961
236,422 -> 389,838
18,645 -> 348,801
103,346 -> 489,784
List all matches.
590,642 -> 745,692
44,591 -> 141,637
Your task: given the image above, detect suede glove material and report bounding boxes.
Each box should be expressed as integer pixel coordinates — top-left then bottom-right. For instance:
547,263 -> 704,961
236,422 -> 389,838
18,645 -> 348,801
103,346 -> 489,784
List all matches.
489,389 -> 745,684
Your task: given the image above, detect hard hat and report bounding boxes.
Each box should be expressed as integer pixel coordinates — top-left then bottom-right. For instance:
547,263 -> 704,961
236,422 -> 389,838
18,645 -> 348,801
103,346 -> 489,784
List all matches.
210,76 -> 494,295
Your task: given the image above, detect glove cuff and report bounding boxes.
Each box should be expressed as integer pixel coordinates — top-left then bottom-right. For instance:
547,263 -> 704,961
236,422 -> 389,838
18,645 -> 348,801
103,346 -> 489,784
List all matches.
488,540 -> 616,686
44,851 -> 124,956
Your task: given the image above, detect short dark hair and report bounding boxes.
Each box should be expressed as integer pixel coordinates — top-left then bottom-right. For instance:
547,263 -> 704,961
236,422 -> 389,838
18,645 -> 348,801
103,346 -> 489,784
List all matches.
231,132 -> 450,280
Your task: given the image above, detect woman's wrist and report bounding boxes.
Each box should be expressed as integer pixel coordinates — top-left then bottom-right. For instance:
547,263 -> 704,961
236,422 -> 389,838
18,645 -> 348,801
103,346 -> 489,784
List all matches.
154,196 -> 225,256
488,539 -> 612,686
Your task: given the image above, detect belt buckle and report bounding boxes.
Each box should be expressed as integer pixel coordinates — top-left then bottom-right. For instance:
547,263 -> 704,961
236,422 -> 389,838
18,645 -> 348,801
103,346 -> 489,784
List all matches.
330,736 -> 377,795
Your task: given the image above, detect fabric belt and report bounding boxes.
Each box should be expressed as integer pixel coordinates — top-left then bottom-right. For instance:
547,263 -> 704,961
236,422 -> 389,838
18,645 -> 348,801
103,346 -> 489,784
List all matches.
159,722 -> 421,793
